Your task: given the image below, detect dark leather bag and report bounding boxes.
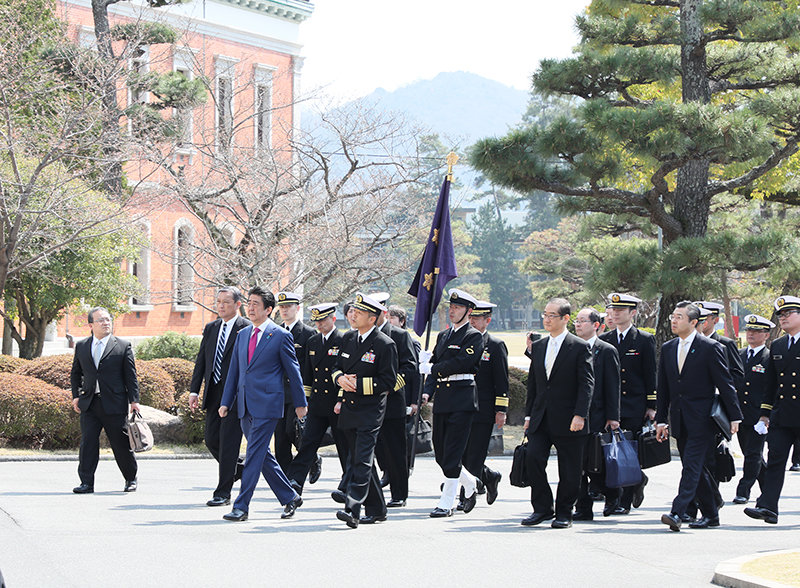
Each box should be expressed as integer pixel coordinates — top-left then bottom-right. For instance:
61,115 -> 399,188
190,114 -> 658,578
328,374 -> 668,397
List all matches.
715,439 -> 736,483
125,410 -> 154,452
711,395 -> 732,441
588,428 -> 634,474
510,438 -> 530,488
638,420 -> 671,469
406,417 -> 433,454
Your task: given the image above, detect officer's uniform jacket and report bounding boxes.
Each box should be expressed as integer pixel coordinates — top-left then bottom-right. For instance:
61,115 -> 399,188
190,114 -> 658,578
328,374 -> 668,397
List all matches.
761,335 -> 800,427
303,328 -> 343,418
712,331 -> 745,391
380,321 -> 418,420
280,320 -> 316,404
423,323 -> 484,414
474,331 -> 509,423
738,346 -> 770,426
600,326 -> 657,420
332,328 -> 398,430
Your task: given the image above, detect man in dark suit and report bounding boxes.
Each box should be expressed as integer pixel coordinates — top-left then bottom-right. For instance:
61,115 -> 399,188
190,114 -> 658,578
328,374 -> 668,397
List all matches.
420,289 -> 484,518
695,301 -> 745,390
332,293 -> 398,528
573,307 -> 621,521
388,305 -> 422,466
600,292 -> 656,514
71,307 -> 140,493
462,300 -> 508,508
274,292 -> 320,481
372,292 -> 417,508
219,287 -> 307,522
656,301 -> 742,531
732,314 -> 774,504
189,287 -> 251,507
285,303 -> 348,493
745,296 -> 800,525
522,298 -> 594,529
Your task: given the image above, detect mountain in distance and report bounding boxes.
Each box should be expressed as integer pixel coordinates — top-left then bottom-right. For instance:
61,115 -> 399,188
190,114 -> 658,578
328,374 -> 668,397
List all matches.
363,71 -> 530,147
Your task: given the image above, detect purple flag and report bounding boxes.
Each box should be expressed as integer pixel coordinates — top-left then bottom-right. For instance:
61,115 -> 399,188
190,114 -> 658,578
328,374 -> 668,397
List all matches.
408,175 -> 458,336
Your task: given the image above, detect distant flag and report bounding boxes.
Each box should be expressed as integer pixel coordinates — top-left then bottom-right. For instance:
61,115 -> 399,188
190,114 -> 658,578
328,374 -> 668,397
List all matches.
408,167 -> 458,337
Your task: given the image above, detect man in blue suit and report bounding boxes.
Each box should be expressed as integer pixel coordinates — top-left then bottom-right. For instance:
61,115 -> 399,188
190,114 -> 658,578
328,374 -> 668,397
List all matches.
219,286 -> 307,522
656,301 -> 742,531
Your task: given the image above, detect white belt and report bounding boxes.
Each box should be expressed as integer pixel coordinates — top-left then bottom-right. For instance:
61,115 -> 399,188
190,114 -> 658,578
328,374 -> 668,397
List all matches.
438,374 -> 474,382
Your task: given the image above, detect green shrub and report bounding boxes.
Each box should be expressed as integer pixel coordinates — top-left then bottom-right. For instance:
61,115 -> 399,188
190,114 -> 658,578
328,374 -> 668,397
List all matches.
147,357 -> 194,400
135,331 -> 201,361
18,354 -> 74,389
177,391 -> 205,444
0,354 -> 30,373
135,360 -> 176,413
0,373 -> 81,449
507,366 -> 528,426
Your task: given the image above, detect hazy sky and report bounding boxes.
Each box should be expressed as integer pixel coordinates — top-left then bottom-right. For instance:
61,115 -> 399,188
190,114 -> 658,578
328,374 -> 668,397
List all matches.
299,1 -> 591,100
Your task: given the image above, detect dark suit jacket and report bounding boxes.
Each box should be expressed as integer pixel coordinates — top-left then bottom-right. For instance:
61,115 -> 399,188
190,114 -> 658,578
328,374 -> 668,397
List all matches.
738,346 -> 769,426
280,320 -> 316,403
762,334 -> 800,426
303,328 -> 343,417
380,321 -> 418,419
588,338 -> 621,434
526,332 -> 594,437
71,335 -> 139,415
333,328 -> 398,430
600,326 -> 657,419
711,331 -> 745,391
189,315 -> 251,409
424,324 -> 484,414
474,331 -> 509,423
656,334 -> 743,439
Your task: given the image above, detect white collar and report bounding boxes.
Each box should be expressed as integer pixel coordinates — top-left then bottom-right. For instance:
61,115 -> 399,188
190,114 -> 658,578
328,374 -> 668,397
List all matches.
253,318 -> 274,332
451,321 -> 469,334
284,319 -> 299,332
93,334 -> 111,346
616,325 -> 632,340
586,335 -> 598,348
549,330 -> 568,346
357,326 -> 375,340
679,330 -> 697,346
748,344 -> 765,355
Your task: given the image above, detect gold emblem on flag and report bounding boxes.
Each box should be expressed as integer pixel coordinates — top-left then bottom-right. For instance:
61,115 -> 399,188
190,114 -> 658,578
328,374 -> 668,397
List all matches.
432,228 -> 439,245
423,272 -> 433,291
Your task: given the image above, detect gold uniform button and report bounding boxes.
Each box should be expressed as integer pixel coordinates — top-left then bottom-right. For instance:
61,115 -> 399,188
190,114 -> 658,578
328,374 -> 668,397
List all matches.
780,395 -> 785,399
744,391 -> 749,395
622,391 -> 627,395
794,396 -> 797,400
622,380 -> 627,384
781,373 -> 785,377
746,382 -> 750,386
621,368 -> 626,373
315,368 -> 319,371
780,384 -> 784,388
314,379 -> 318,383
794,372 -> 797,377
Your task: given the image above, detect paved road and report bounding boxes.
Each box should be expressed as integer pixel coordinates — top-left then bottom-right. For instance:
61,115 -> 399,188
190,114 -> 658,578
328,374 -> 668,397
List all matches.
1,455 -> 799,587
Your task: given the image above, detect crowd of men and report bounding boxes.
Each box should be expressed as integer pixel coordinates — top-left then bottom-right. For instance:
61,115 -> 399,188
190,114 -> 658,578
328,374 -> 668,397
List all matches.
69,286 -> 800,531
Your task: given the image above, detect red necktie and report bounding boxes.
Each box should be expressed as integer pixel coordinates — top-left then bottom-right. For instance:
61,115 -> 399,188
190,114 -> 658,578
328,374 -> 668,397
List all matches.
248,327 -> 261,363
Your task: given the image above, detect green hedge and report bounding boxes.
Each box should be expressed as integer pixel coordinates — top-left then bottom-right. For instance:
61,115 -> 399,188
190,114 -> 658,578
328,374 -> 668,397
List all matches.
135,331 -> 201,361
0,373 -> 80,449
147,357 -> 194,401
18,354 -> 74,389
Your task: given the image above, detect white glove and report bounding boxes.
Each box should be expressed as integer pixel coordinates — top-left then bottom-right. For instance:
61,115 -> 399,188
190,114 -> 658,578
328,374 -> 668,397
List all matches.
419,350 -> 433,364
419,362 -> 432,375
754,420 -> 768,435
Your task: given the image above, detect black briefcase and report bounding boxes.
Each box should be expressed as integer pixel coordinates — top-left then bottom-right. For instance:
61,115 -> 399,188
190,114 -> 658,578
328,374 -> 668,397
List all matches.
510,438 -> 530,488
710,395 -> 732,441
715,439 -> 736,483
406,417 -> 433,454
638,421 -> 671,469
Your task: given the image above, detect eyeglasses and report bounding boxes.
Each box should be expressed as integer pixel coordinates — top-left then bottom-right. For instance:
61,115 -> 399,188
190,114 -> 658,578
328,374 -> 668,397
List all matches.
542,313 -> 565,320
668,314 -> 685,321
778,309 -> 799,318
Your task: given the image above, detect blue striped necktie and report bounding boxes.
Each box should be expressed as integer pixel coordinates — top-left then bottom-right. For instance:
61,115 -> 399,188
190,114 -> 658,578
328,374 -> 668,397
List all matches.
213,322 -> 228,383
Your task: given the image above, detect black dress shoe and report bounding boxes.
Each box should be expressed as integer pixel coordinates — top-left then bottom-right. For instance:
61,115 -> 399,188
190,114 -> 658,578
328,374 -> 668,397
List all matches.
485,472 -> 501,505
521,512 -> 554,526
124,479 -> 137,492
632,474 -> 647,508
336,509 -> 359,528
429,507 -> 454,518
281,496 -> 303,519
462,491 -> 478,514
744,506 -> 778,524
456,500 -> 465,512
572,511 -> 594,521
380,475 -> 390,488
732,496 -> 749,505
476,478 -> 486,495
360,513 -> 387,524
588,490 -> 605,502
680,513 -> 696,523
309,455 -> 323,484
660,513 -> 681,532
331,490 -> 346,504
456,487 -> 466,511
206,496 -> 230,507
289,480 -> 303,496
223,508 -> 248,522
387,499 -> 406,508
688,516 -> 720,529
73,484 -> 94,494
790,463 -> 800,472
234,458 -> 244,482
603,505 -> 629,517
551,518 -> 572,529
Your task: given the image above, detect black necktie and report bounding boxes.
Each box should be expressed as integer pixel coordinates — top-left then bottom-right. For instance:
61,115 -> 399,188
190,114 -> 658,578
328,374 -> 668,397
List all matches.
747,349 -> 754,362
618,331 -> 624,346
358,335 -> 363,345
790,336 -> 797,354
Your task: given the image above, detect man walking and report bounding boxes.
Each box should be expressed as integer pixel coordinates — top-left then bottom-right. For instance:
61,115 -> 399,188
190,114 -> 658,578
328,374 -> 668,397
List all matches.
71,307 -> 140,494
189,287 -> 250,507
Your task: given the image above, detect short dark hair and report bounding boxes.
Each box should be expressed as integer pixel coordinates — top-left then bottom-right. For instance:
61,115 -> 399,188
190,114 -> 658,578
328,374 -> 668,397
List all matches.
586,309 -> 601,325
548,298 -> 571,317
217,286 -> 242,303
87,307 -> 110,323
248,286 -> 275,311
388,305 -> 407,327
343,301 -> 354,315
675,300 -> 700,322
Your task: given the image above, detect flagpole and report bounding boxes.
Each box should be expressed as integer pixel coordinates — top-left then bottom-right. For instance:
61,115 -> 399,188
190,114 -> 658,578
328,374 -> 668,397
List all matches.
410,152 -> 458,474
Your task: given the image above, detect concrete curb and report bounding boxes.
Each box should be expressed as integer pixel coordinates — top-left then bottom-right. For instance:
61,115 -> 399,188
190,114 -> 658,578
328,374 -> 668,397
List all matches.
713,549 -> 800,588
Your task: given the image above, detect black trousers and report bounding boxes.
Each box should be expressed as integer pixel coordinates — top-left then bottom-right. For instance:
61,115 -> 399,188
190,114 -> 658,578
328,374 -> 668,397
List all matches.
618,416 -> 647,508
375,416 -> 409,501
575,434 -> 619,513
203,381 -> 243,499
342,423 -> 385,518
78,395 -> 137,486
462,420 -> 498,483
274,402 -> 303,472
736,422 -> 766,500
756,425 -> 800,514
672,419 -> 718,518
285,411 -> 348,492
433,411 -> 474,479
527,426 -> 586,520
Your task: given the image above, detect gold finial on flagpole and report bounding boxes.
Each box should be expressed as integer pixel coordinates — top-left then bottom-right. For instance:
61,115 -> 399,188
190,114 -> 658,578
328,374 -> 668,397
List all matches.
446,152 -> 459,182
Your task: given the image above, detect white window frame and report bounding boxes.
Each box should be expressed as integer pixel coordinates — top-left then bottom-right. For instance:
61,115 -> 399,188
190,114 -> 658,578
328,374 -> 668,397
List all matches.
128,221 -> 153,311
215,56 -> 239,153
253,64 -> 277,153
173,48 -> 197,155
173,219 -> 196,312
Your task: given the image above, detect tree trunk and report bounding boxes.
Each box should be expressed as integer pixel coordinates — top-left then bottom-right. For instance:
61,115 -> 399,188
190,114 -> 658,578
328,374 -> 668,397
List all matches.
17,318 -> 46,360
2,294 -> 14,355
